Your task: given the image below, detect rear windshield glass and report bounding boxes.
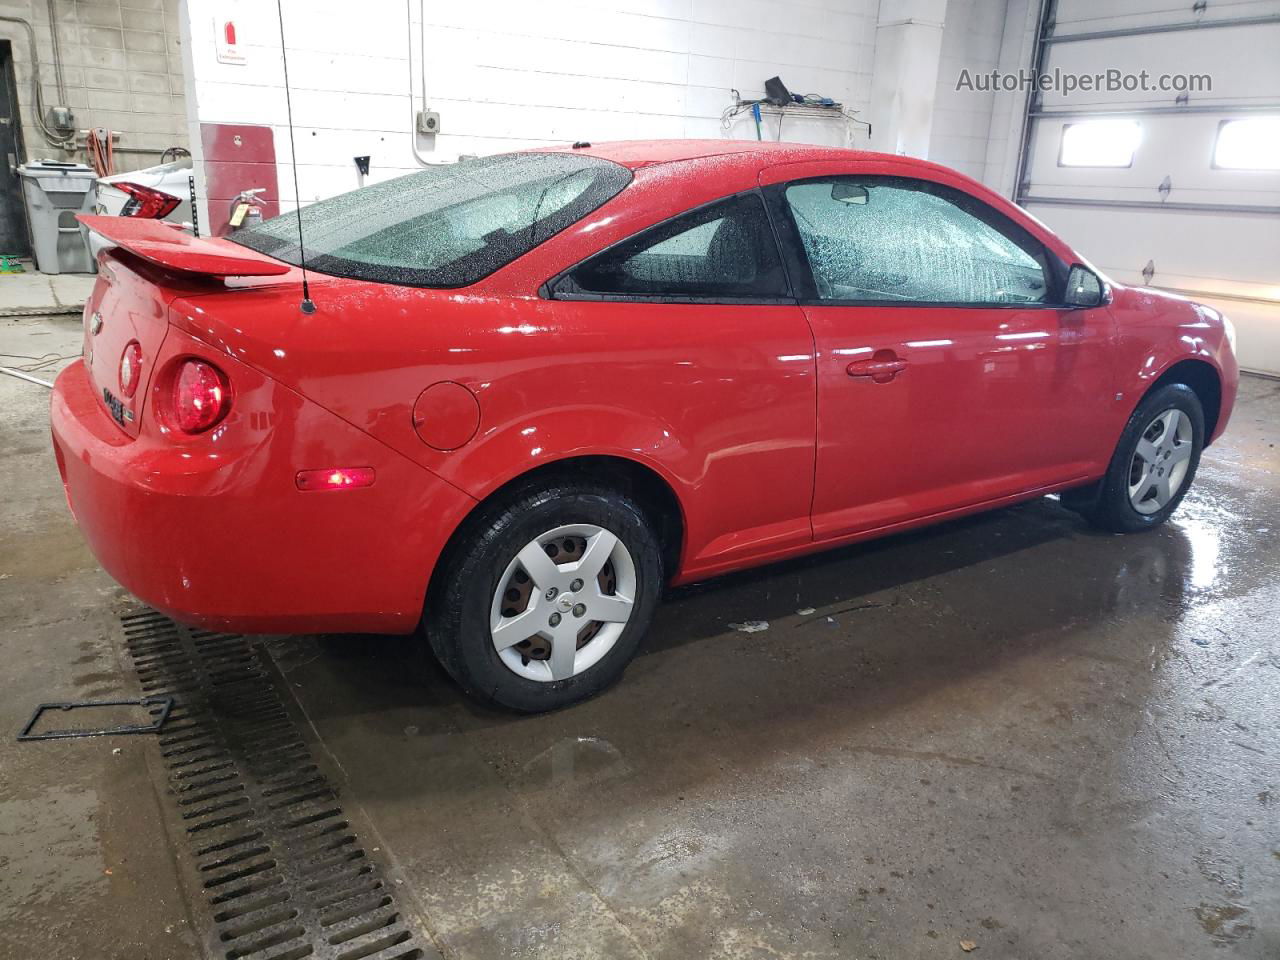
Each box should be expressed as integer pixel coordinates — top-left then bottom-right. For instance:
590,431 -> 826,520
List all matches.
230,153 -> 632,288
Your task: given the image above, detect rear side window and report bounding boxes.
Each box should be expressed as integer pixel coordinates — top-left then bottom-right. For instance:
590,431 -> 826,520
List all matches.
784,177 -> 1052,305
553,192 -> 789,301
230,153 -> 631,288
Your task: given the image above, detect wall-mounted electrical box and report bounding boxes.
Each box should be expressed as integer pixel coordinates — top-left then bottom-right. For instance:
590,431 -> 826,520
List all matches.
416,110 -> 440,135
45,106 -> 75,135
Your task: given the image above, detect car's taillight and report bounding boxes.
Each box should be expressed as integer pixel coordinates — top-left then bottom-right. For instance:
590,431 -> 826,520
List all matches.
116,182 -> 181,219
119,340 -> 142,398
172,359 -> 230,433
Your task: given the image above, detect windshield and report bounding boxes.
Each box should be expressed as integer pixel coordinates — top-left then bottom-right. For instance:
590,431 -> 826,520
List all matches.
230,152 -> 632,288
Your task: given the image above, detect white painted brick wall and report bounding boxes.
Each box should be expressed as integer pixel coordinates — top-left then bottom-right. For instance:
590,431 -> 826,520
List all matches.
980,0 -> 1038,197
181,0 -> 883,213
180,0 -> 1021,221
928,0 -> 1009,183
0,0 -> 187,166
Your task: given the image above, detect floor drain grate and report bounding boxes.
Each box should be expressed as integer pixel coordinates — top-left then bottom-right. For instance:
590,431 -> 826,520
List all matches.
120,609 -> 429,960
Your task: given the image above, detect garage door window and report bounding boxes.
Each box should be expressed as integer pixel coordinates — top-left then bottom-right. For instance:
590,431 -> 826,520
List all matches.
1214,117 -> 1280,170
783,177 -> 1052,305
553,193 -> 789,301
1059,119 -> 1142,168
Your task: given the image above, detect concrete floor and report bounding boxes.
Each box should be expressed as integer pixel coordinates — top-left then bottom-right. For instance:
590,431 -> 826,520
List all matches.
2,313 -> 1277,959
0,268 -> 95,317
1,316 -> 197,958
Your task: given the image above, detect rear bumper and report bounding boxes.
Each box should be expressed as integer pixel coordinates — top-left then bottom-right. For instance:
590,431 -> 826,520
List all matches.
51,355 -> 475,634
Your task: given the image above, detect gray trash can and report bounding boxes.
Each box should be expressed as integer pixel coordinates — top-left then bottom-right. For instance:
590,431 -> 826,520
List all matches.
18,160 -> 97,274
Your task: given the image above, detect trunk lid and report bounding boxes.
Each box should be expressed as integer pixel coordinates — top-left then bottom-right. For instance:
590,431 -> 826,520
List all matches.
82,254 -> 178,439
78,215 -> 294,438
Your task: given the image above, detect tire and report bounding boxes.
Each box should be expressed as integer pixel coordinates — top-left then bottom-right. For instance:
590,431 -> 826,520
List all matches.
423,480 -> 663,712
1077,383 -> 1204,533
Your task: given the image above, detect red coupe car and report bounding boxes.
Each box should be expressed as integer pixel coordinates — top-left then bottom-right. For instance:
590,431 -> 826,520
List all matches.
53,140 -> 1238,711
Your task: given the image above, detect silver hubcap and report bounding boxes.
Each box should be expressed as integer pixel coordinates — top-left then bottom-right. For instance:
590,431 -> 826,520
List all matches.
490,523 -> 637,682
1128,408 -> 1193,515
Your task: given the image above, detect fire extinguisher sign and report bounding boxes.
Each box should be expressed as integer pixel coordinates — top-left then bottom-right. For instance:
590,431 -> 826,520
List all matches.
215,14 -> 246,65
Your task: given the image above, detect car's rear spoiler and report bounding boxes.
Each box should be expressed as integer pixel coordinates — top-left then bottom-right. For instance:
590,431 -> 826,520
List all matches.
77,215 -> 291,277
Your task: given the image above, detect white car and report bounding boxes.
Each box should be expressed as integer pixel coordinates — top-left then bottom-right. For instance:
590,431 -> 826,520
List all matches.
85,153 -> 194,260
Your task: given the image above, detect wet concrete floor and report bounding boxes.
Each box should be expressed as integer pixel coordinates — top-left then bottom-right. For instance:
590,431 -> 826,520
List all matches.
1,316 -> 198,958
2,314 -> 1277,958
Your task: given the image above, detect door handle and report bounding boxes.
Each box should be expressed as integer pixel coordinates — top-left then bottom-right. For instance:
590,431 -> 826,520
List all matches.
846,350 -> 907,384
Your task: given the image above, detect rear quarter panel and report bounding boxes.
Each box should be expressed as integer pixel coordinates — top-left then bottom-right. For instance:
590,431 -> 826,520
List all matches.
172,282 -> 819,579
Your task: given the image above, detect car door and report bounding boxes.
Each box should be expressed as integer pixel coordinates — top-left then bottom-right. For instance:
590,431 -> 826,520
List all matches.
761,165 -> 1116,540
546,189 -> 818,576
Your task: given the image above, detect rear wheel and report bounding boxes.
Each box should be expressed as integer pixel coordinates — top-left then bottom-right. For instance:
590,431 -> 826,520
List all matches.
1070,383 -> 1204,533
424,481 -> 662,712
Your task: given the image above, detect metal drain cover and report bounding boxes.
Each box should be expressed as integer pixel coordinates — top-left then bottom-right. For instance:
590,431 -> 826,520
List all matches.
120,610 -> 436,960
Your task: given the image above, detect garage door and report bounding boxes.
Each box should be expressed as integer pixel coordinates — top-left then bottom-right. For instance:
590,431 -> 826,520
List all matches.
1014,0 -> 1280,376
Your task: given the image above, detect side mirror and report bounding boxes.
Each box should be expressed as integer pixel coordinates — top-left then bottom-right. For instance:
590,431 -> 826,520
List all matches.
1064,264 -> 1105,308
831,182 -> 869,205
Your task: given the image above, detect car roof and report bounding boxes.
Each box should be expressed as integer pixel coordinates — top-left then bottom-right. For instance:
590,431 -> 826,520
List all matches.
536,138 -> 905,170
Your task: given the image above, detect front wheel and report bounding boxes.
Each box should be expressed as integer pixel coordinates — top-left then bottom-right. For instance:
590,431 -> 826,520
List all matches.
1074,383 -> 1204,533
424,482 -> 663,712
